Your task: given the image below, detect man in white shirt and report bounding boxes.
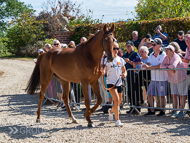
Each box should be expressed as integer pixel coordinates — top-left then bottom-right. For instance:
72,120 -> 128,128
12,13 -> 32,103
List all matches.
142,38 -> 168,116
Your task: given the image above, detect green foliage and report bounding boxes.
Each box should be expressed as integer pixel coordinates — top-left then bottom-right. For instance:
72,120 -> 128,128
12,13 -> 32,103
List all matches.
0,53 -> 34,60
135,0 -> 190,21
45,38 -> 56,45
0,0 -> 34,32
68,23 -> 104,44
69,17 -> 190,45
16,41 -> 45,57
6,13 -> 46,53
0,37 -> 8,56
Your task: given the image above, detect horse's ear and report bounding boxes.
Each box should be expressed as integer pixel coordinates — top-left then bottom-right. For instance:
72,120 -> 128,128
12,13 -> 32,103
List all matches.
110,24 -> 115,32
103,24 -> 107,33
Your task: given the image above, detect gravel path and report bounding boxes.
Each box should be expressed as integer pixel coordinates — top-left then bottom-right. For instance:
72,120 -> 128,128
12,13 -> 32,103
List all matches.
0,58 -> 190,143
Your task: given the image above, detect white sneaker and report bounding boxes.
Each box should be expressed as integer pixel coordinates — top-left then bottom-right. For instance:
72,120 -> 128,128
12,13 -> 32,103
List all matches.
108,108 -> 114,121
115,120 -> 123,127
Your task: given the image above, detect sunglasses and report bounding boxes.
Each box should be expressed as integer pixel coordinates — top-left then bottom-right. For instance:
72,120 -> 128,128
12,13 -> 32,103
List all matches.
152,44 -> 156,46
113,48 -> 119,50
54,43 -> 59,46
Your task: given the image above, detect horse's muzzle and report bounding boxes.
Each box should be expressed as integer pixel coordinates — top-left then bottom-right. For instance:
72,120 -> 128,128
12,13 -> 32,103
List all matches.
107,57 -> 114,63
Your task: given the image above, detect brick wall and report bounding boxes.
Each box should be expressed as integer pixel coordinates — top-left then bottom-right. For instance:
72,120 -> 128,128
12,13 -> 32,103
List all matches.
55,30 -> 71,44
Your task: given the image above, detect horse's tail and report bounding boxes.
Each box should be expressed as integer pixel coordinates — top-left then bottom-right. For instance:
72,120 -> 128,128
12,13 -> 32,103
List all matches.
25,53 -> 45,95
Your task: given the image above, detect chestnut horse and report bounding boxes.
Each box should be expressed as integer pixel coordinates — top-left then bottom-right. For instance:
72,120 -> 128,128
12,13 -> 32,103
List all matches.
26,24 -> 115,127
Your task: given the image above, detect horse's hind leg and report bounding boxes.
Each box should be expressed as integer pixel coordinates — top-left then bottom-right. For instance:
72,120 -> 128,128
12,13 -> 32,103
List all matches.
60,80 -> 78,124
36,71 -> 53,122
89,80 -> 102,115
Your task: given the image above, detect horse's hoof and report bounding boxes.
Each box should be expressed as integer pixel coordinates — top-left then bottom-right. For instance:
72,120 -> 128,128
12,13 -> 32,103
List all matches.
36,119 -> 40,123
87,123 -> 95,128
72,120 -> 79,124
84,112 -> 86,118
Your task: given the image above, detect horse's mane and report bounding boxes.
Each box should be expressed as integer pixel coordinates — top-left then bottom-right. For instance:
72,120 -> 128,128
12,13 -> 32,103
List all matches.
88,33 -> 95,39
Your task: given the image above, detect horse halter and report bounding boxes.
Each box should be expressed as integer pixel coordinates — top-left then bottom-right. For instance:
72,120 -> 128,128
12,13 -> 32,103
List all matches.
101,32 -> 114,52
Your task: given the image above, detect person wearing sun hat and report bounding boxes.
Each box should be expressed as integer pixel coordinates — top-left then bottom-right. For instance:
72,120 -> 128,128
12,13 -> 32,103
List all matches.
34,49 -> 45,63
122,40 -> 141,114
38,49 -> 44,55
142,38 -> 168,116
160,45 -> 188,118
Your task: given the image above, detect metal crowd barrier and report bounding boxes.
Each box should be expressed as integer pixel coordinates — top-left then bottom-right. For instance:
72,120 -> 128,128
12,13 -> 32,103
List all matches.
42,76 -> 127,110
125,68 -> 190,119
42,68 -> 190,119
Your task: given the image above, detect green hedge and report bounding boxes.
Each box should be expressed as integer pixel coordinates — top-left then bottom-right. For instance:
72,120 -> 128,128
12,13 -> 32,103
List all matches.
68,17 -> 190,44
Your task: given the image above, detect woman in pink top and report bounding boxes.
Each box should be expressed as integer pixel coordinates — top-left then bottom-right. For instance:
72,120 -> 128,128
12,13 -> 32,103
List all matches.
160,45 -> 188,118
182,34 -> 190,68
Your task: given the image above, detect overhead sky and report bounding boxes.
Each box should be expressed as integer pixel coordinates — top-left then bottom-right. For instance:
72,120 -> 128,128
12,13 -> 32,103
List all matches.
20,0 -> 138,23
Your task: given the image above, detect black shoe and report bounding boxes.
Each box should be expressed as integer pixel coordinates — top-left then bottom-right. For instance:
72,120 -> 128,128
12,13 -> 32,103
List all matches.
186,111 -> 190,117
157,111 -> 165,116
144,111 -> 155,116
155,109 -> 161,112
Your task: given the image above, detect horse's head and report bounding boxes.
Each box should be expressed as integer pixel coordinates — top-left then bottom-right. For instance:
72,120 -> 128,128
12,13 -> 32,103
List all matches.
102,24 -> 115,62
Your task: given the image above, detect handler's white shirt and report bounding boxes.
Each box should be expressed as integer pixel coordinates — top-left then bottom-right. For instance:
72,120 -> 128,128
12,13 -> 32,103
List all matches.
148,51 -> 168,81
106,56 -> 126,86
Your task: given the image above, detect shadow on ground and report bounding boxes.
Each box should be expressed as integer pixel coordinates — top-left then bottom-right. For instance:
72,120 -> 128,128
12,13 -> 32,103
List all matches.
0,93 -> 190,139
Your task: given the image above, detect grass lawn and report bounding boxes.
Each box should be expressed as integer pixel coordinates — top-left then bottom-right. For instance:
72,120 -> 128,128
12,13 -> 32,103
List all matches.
0,53 -> 34,61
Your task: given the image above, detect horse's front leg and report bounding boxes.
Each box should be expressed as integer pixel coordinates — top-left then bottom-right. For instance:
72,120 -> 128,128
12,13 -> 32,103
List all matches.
61,81 -> 78,124
89,80 -> 102,115
81,81 -> 94,127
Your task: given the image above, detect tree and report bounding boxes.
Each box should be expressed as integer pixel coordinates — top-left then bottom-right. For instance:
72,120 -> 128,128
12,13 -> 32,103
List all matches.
0,0 -> 34,32
6,13 -> 46,53
36,0 -> 84,37
135,0 -> 190,20
68,9 -> 103,27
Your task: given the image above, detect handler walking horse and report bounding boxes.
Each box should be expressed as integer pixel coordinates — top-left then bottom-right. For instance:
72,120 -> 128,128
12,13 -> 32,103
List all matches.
26,24 -> 115,127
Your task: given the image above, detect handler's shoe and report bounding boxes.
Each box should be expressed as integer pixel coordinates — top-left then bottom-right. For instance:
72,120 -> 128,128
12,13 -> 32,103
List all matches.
115,120 -> 123,127
175,111 -> 184,118
108,108 -> 114,121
